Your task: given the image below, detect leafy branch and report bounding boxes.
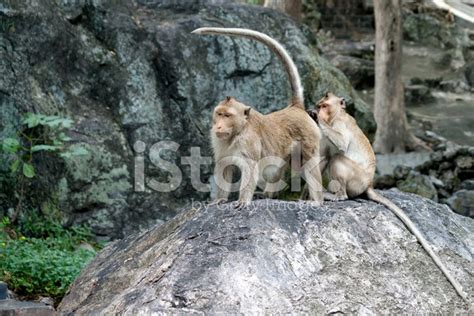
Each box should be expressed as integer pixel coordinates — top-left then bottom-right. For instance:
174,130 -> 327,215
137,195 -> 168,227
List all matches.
1,113 -> 87,223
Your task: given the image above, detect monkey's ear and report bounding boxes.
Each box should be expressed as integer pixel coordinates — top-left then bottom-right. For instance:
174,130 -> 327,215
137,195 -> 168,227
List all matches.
244,107 -> 251,118
340,98 -> 346,109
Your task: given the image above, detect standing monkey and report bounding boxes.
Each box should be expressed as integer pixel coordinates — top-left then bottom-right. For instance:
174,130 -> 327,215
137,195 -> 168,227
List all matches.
192,27 -> 323,206
310,92 -> 470,303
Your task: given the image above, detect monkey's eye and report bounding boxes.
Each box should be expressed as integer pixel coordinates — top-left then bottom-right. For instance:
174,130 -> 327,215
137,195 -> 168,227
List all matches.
223,113 -> 232,118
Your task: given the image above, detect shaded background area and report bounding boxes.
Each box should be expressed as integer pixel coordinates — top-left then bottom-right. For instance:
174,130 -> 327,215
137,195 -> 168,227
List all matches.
301,0 -> 473,218
305,0 -> 473,146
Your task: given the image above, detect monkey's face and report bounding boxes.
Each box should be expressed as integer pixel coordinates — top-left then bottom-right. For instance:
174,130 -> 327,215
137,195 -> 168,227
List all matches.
212,97 -> 250,140
316,92 -> 346,124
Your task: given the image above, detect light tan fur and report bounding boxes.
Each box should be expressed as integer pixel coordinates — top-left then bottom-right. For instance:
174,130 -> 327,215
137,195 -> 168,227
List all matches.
316,92 -> 375,199
193,27 -> 323,206
312,92 -> 469,303
212,97 -> 322,206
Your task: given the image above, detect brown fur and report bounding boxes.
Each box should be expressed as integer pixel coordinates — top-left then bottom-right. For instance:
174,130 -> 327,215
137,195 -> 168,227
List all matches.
316,92 -> 375,199
194,27 -> 323,206
212,97 -> 322,206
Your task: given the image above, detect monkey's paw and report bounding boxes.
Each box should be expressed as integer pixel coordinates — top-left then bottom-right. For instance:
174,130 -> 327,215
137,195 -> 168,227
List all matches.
209,198 -> 228,206
323,192 -> 348,201
233,200 -> 251,209
323,192 -> 340,201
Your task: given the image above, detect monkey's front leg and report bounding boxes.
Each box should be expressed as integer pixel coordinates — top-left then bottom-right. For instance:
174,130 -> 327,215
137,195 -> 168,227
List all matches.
214,164 -> 233,204
235,160 -> 259,209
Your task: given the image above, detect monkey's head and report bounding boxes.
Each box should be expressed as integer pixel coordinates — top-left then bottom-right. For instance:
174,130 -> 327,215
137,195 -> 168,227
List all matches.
316,92 -> 346,124
212,96 -> 251,140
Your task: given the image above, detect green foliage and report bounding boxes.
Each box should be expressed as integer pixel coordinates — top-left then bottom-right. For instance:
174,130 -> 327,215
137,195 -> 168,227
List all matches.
22,163 -> 35,178
17,210 -> 93,243
2,138 -> 20,154
245,0 -> 263,5
0,113 -> 95,302
0,217 -> 9,240
1,113 -> 87,222
1,113 -> 84,180
0,213 -> 99,300
0,237 -> 96,299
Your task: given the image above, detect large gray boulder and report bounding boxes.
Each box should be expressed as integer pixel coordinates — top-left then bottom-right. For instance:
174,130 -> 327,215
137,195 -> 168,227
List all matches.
58,190 -> 473,314
0,1 -> 375,239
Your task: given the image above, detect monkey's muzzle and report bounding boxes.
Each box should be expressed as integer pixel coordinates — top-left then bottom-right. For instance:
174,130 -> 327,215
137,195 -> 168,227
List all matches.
215,131 -> 231,139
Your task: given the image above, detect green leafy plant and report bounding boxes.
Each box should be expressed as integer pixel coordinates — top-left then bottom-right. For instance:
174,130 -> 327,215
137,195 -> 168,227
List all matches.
0,114 -> 96,303
0,234 -> 97,300
0,213 -> 99,301
18,210 -> 95,247
246,0 -> 264,4
0,217 -> 10,240
1,113 -> 87,222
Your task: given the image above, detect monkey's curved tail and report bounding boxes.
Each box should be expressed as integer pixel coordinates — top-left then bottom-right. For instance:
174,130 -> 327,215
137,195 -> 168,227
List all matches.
366,188 -> 470,304
192,27 -> 304,108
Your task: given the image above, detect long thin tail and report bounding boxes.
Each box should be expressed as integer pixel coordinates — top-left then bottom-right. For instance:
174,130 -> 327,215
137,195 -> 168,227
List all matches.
366,188 -> 469,303
192,27 -> 304,108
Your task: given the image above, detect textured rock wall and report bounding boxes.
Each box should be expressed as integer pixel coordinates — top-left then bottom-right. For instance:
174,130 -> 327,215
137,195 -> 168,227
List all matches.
0,1 -> 375,238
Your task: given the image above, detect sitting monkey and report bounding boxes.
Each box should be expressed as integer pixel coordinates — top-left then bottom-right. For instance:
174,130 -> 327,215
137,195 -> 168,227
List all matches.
309,92 -> 469,302
193,27 -> 324,207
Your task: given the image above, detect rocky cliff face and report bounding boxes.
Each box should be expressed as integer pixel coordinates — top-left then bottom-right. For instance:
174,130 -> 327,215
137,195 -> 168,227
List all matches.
58,190 -> 473,314
374,133 -> 474,218
0,1 -> 375,239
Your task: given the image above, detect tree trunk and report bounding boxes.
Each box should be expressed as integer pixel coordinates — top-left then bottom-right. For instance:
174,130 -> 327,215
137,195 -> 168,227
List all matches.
373,0 -> 420,153
264,0 -> 302,22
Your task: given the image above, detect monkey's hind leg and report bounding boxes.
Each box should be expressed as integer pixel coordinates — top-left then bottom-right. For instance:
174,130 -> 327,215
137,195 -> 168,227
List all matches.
328,154 -> 370,200
328,180 -> 348,201
300,157 -> 328,201
303,154 -> 324,205
263,165 -> 286,199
